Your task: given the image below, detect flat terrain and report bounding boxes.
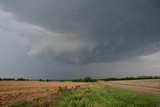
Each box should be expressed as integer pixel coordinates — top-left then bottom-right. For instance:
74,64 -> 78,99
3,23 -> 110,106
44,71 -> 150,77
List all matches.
106,79 -> 160,96
51,82 -> 160,107
108,79 -> 160,88
1,80 -> 160,107
0,81 -> 91,107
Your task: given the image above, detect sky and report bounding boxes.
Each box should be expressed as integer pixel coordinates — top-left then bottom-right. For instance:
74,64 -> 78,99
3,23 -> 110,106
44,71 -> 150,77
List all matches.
0,0 -> 160,79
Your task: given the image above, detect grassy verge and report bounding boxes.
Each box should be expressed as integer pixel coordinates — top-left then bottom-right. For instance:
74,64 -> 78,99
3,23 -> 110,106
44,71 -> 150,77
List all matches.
50,82 -> 160,107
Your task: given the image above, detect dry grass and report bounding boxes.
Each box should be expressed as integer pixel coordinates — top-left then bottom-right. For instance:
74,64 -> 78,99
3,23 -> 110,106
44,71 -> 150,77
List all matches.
109,79 -> 160,88
0,81 -> 90,106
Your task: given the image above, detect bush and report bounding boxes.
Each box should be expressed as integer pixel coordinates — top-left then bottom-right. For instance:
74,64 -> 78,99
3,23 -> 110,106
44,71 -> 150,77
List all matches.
16,78 -> 26,81
72,79 -> 82,82
57,86 -> 68,93
82,77 -> 97,82
72,77 -> 97,82
39,79 -> 42,82
2,78 -> 15,81
46,79 -> 50,82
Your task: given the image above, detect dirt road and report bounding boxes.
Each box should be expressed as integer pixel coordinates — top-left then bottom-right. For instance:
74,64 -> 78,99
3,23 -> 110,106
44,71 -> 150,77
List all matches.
106,82 -> 160,96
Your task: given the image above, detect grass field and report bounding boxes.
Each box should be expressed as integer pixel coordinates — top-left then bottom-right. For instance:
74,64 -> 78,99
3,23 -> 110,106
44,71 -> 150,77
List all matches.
50,82 -> 160,107
1,80 -> 160,107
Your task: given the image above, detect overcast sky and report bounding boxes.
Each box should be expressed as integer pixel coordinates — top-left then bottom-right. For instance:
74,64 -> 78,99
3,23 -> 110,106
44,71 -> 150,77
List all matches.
0,0 -> 160,79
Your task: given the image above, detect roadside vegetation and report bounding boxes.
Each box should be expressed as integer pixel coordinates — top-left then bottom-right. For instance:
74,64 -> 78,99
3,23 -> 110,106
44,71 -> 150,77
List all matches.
50,82 -> 160,107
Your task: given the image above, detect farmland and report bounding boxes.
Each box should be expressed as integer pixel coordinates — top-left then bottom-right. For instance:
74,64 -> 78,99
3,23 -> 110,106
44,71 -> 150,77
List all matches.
0,81 -> 91,107
0,79 -> 160,107
108,79 -> 160,88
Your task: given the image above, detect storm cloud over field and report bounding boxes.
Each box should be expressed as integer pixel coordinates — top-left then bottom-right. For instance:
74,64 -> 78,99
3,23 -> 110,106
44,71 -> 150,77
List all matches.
0,0 -> 160,79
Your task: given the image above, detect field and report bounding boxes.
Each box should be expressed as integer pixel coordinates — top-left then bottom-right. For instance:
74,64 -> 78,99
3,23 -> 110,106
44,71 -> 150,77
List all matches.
51,82 -> 160,107
106,79 -> 160,96
108,79 -> 160,88
0,79 -> 160,107
0,81 -> 91,107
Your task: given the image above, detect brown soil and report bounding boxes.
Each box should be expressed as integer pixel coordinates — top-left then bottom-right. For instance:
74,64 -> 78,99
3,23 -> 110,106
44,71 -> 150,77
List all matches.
0,81 -> 91,106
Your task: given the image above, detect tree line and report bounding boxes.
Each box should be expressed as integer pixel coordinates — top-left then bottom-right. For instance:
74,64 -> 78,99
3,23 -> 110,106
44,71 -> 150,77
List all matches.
104,76 -> 160,81
0,78 -> 28,81
0,76 -> 160,82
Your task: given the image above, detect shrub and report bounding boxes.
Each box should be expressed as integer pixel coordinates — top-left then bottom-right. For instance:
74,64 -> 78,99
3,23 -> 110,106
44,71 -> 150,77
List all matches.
39,79 -> 42,82
57,86 -> 68,93
46,79 -> 50,82
82,77 -> 97,82
72,79 -> 82,82
16,78 -> 26,81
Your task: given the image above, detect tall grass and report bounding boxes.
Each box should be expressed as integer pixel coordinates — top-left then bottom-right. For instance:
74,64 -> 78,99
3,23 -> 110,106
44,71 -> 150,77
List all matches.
50,82 -> 160,107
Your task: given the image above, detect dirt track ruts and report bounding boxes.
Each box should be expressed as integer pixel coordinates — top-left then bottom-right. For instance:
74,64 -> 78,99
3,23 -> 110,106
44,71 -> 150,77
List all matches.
106,82 -> 160,96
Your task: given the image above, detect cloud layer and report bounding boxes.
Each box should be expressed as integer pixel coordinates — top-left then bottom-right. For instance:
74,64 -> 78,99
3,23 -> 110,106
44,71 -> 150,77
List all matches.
0,0 -> 160,64
0,8 -> 95,64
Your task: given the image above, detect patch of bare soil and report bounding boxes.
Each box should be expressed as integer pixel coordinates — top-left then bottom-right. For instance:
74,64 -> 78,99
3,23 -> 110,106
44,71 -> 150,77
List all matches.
0,81 -> 91,106
106,81 -> 160,96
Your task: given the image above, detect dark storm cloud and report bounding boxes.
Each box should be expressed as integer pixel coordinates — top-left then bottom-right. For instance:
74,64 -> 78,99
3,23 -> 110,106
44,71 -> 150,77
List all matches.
1,0 -> 160,64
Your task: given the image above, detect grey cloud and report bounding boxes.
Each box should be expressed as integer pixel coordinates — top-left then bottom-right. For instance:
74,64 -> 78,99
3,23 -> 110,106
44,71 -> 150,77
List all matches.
0,8 -> 95,64
0,0 -> 160,64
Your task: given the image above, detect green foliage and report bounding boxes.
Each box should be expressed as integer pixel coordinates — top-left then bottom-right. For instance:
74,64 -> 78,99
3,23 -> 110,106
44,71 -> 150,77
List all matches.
82,77 -> 97,82
39,79 -> 42,82
10,102 -> 27,107
2,78 -> 14,81
72,77 -> 97,82
50,82 -> 160,107
57,86 -> 69,93
72,79 -> 82,82
82,77 -> 92,82
46,79 -> 50,82
105,76 -> 160,81
16,78 -> 26,81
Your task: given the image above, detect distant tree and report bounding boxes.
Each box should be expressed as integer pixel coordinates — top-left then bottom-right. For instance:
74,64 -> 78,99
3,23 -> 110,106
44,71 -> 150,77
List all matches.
3,78 -> 6,81
72,79 -> 82,82
46,79 -> 50,82
83,77 -> 92,82
105,78 -> 118,81
104,76 -> 160,81
2,78 -> 14,81
82,77 -> 97,82
0,78 -> 2,81
39,79 -> 42,82
17,78 -> 25,81
154,76 -> 159,79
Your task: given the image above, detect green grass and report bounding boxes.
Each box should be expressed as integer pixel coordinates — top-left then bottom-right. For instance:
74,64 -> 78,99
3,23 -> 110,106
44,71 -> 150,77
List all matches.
50,82 -> 160,107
